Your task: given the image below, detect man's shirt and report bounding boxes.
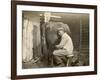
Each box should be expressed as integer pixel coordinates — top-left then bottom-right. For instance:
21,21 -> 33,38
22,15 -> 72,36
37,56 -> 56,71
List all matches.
57,33 -> 74,56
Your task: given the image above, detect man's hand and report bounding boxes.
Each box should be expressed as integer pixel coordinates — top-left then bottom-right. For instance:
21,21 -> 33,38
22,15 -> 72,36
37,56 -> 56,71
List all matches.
56,45 -> 62,49
55,45 -> 59,48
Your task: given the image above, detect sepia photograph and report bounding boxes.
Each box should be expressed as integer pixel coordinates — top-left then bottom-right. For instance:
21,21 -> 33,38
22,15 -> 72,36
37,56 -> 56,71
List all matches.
22,11 -> 89,69
11,1 -> 97,79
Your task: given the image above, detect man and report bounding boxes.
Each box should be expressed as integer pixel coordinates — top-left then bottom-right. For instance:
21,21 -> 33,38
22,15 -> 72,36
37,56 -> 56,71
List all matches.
53,28 -> 74,66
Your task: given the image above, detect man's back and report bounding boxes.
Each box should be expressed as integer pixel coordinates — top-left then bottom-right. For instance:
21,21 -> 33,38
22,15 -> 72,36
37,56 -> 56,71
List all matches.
58,33 -> 74,56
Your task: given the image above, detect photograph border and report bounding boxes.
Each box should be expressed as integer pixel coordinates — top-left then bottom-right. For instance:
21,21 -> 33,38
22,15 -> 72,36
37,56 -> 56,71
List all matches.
11,1 -> 97,79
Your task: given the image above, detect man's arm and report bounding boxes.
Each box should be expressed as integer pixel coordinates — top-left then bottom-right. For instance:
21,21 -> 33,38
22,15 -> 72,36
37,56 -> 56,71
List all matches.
56,35 -> 68,49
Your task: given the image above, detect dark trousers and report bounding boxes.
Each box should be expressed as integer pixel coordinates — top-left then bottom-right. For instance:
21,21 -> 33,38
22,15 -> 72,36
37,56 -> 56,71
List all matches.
53,55 -> 73,66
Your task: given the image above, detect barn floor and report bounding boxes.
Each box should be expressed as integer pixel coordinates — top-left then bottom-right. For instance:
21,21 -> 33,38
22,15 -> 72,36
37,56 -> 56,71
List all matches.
22,50 -> 89,69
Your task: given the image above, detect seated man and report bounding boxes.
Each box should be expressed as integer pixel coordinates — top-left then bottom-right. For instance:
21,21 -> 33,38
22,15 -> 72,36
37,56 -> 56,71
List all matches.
53,28 -> 74,66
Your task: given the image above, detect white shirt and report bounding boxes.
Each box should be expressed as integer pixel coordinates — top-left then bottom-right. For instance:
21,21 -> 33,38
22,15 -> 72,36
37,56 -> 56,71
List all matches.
58,33 -> 74,56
